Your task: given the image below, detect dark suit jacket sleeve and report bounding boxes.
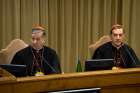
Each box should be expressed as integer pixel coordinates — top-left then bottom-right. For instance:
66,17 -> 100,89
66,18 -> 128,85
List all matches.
11,53 -> 21,64
127,47 -> 140,67
11,50 -> 26,65
92,48 -> 103,59
51,51 -> 61,73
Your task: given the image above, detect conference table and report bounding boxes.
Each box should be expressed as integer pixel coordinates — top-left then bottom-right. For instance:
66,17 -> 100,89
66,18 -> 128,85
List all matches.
0,67 -> 140,93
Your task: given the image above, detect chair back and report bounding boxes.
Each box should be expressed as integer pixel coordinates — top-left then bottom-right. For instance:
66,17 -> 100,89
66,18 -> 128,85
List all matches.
0,39 -> 28,64
89,35 -> 111,56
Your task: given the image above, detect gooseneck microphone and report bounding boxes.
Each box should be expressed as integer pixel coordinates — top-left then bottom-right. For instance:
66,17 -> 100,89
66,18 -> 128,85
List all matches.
42,56 -> 57,73
123,45 -> 137,66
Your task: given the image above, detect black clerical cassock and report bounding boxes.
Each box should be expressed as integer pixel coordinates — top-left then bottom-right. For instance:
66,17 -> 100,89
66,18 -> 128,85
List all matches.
92,42 -> 140,68
11,46 -> 61,76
